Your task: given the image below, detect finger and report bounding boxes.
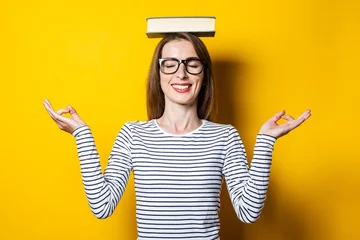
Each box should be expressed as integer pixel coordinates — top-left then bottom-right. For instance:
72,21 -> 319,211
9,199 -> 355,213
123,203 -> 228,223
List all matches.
48,109 -> 67,124
43,99 -> 51,110
300,111 -> 311,121
284,109 -> 311,124
44,103 -> 68,124
43,101 -> 58,118
43,99 -> 54,111
281,115 -> 295,121
270,110 -> 286,122
67,105 -> 83,122
67,105 -> 77,115
297,109 -> 311,120
43,100 -> 70,122
289,112 -> 311,130
43,101 -> 55,116
279,119 -> 303,134
57,108 -> 70,115
302,111 -> 312,120
43,100 -> 58,116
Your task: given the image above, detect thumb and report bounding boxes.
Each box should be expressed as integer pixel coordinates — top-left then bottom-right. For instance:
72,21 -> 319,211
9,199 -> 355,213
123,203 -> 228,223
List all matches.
67,105 -> 82,122
271,110 -> 286,122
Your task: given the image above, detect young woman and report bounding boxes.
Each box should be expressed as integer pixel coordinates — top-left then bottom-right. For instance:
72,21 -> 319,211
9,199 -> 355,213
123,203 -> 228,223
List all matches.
43,33 -> 311,240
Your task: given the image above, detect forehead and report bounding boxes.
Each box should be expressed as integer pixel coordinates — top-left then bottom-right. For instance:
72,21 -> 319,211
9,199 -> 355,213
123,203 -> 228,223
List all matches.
161,39 -> 199,58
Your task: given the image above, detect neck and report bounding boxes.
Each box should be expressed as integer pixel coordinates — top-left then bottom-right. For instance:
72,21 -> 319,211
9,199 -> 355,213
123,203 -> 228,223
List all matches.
157,102 -> 202,134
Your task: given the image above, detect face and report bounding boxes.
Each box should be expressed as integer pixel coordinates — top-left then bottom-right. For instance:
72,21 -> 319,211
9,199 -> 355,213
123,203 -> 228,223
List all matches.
160,39 -> 204,107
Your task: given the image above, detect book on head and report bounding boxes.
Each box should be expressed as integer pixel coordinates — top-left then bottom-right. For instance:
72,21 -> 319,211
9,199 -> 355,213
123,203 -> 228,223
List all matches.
146,16 -> 216,38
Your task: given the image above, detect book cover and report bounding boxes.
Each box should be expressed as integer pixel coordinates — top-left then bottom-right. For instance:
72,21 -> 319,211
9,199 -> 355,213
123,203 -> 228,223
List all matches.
146,16 -> 216,38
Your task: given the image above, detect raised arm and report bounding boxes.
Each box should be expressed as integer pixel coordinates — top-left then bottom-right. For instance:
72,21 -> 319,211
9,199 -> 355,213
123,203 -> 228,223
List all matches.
43,99 -> 133,219
223,127 -> 275,223
223,109 -> 311,223
72,124 -> 133,219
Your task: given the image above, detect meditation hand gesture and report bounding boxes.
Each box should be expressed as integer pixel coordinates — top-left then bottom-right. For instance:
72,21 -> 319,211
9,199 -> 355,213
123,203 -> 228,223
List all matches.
43,99 -> 86,134
259,109 -> 311,139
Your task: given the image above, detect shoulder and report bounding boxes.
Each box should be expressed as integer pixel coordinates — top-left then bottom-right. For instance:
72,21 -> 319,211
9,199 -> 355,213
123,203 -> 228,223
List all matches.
115,120 -> 156,141
122,119 -> 157,133
203,120 -> 236,131
202,120 -> 238,137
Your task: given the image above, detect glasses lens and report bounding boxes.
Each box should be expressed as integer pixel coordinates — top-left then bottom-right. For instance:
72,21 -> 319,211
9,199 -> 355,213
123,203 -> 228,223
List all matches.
160,59 -> 179,74
186,59 -> 203,74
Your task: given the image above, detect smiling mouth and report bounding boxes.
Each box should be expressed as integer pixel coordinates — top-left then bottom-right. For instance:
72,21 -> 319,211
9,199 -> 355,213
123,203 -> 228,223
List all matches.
171,84 -> 192,93
172,84 -> 192,89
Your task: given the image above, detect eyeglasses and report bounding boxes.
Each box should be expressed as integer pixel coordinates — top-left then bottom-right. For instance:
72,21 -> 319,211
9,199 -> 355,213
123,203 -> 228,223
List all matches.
159,58 -> 205,75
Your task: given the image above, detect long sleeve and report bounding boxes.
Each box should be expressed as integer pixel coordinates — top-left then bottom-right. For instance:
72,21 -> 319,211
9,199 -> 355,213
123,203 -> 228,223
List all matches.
222,126 -> 276,223
72,124 -> 133,219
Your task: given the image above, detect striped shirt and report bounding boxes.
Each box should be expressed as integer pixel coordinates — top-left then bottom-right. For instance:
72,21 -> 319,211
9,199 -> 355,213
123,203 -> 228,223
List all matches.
72,119 -> 276,240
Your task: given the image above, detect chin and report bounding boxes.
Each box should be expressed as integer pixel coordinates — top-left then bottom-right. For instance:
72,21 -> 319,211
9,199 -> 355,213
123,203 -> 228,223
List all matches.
173,97 -> 198,106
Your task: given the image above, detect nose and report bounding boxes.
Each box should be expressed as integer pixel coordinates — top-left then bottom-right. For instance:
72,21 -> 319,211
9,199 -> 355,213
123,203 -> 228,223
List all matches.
176,62 -> 188,79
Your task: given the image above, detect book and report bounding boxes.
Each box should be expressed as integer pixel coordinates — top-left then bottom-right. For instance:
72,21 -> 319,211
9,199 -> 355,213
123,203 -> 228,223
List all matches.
146,16 -> 216,38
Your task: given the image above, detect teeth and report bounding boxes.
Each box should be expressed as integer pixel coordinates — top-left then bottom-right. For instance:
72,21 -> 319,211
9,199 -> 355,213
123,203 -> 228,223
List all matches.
173,85 -> 190,89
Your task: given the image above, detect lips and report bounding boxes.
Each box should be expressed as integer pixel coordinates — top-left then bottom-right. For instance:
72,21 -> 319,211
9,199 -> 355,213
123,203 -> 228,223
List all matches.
171,84 -> 192,93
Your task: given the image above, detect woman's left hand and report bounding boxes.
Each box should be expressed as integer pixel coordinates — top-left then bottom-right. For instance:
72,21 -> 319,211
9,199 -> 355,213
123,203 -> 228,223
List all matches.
258,109 -> 311,139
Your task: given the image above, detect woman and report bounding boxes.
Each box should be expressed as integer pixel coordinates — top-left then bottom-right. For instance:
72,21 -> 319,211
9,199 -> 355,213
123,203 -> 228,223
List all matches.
43,33 -> 311,240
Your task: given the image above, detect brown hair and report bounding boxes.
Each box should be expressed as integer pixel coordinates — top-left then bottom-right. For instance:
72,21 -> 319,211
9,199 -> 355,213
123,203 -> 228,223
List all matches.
146,32 -> 216,121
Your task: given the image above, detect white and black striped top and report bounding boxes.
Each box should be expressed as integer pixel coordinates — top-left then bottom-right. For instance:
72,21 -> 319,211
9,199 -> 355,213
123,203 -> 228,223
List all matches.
72,119 -> 276,240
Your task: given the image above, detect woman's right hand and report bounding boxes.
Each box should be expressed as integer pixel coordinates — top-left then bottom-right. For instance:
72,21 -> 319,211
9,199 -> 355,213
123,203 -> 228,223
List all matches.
43,99 -> 87,134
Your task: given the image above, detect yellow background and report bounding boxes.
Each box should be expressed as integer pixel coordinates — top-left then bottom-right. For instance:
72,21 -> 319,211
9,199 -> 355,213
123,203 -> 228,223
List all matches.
1,0 -> 359,239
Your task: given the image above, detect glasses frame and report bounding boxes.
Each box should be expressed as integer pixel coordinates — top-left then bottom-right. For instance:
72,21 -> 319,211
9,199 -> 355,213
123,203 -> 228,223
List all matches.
158,57 -> 206,75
